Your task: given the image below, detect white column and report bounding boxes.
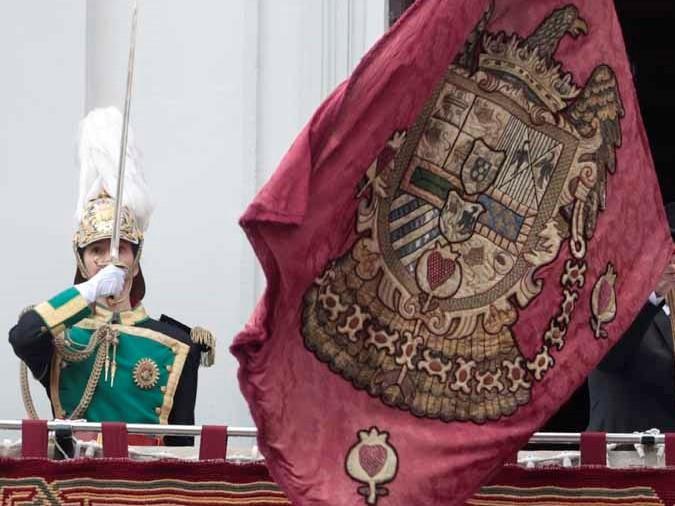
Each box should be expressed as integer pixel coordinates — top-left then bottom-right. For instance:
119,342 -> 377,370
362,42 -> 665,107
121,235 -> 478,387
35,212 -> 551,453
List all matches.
82,0 -> 388,425
321,0 -> 388,97
253,0 -> 387,299
0,2 -> 87,425
86,0 -> 259,427
257,0 -> 387,185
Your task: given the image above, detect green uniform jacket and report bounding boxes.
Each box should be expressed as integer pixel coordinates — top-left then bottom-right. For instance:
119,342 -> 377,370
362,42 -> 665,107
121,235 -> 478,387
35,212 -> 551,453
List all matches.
9,287 -> 204,446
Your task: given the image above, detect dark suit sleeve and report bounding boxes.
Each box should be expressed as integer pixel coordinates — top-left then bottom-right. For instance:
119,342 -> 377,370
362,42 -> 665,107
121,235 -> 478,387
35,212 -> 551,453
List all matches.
596,301 -> 662,372
8,310 -> 54,388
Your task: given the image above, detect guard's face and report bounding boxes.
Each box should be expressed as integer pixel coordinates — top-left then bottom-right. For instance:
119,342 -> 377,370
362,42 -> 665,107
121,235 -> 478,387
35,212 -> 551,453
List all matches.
82,239 -> 138,278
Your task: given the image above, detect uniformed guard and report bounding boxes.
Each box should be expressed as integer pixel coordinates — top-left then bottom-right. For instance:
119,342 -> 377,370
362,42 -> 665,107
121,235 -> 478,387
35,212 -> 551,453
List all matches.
9,107 -> 215,447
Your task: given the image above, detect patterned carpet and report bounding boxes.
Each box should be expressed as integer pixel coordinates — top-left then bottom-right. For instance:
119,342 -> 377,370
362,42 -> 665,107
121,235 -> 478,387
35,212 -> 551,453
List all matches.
467,464 -> 675,505
0,458 -> 290,505
4,457 -> 675,505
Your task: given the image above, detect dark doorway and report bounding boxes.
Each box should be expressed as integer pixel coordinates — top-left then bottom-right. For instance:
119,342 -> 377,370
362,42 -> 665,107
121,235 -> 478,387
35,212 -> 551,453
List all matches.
615,0 -> 675,204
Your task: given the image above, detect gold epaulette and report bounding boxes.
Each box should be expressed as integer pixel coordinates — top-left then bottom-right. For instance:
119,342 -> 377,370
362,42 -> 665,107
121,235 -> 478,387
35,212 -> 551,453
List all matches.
190,327 -> 216,367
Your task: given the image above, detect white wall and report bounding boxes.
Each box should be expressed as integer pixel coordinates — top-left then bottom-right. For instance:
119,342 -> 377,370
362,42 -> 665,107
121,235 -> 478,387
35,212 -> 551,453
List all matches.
0,1 -> 86,420
0,0 -> 385,431
85,0 -> 256,428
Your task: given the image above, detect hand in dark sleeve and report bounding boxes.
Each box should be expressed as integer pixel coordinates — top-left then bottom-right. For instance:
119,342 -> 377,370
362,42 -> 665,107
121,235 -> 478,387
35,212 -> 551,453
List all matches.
8,310 -> 54,388
596,301 -> 662,372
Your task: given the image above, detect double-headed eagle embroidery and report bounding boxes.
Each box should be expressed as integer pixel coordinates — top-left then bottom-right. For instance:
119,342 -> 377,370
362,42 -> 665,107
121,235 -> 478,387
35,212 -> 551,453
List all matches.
303,4 -> 623,423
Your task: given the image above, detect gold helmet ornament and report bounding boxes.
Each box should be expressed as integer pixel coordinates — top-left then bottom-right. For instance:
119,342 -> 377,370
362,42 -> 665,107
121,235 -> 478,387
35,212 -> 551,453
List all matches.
73,107 -> 154,306
75,196 -> 143,249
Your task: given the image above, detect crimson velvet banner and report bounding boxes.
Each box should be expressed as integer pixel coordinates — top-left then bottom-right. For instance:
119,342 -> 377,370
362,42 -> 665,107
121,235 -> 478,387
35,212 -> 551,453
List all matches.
233,0 -> 671,504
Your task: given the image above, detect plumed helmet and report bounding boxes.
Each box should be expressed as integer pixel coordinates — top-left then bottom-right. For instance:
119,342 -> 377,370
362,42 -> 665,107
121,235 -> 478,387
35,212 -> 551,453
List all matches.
72,107 -> 153,306
75,195 -> 143,249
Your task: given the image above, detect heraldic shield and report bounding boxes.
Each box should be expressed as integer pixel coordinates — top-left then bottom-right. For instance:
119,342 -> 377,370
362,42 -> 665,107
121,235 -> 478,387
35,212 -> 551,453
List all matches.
302,4 -> 623,424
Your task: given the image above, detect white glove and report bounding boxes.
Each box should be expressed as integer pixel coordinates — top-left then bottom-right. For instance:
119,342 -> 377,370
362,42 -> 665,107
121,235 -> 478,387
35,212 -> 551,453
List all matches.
75,264 -> 127,304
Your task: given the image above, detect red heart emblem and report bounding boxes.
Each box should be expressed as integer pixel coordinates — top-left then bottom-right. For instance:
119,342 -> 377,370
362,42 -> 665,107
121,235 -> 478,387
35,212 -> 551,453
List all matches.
359,444 -> 387,478
597,278 -> 612,313
426,251 -> 455,291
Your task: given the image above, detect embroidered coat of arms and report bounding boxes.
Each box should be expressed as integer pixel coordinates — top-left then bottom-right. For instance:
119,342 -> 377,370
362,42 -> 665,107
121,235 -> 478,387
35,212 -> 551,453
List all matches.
234,0 -> 671,504
302,4 -> 623,424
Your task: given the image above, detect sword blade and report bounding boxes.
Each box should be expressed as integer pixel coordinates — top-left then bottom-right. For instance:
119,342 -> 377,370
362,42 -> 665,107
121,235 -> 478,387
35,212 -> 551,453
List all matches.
110,1 -> 139,263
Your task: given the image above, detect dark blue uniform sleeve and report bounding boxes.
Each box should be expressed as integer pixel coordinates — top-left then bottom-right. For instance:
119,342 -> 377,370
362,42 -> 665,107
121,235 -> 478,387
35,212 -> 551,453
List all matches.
9,310 -> 54,390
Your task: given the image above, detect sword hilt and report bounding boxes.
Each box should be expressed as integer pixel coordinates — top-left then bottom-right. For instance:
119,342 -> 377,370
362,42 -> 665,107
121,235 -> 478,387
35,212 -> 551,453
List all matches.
105,261 -> 131,320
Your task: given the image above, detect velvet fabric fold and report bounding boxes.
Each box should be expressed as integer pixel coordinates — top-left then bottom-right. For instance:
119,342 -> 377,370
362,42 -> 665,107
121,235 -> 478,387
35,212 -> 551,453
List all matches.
233,1 -> 670,504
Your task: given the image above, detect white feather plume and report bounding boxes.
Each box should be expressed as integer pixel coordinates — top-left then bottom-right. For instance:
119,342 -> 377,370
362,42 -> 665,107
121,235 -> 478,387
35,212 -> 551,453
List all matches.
75,107 -> 154,232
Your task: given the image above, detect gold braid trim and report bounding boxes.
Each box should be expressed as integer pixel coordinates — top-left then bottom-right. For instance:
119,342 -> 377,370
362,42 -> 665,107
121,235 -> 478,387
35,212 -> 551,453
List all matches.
17,305 -> 111,420
18,306 -> 113,421
20,362 -> 40,420
18,305 -> 40,420
190,327 -> 216,367
54,331 -> 99,362
68,342 -> 108,419
52,324 -> 118,419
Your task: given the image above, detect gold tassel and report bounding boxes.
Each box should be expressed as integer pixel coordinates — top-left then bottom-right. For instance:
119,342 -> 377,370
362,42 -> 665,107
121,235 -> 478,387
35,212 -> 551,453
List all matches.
94,324 -> 119,385
110,338 -> 118,388
191,327 -> 216,367
104,341 -> 110,382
